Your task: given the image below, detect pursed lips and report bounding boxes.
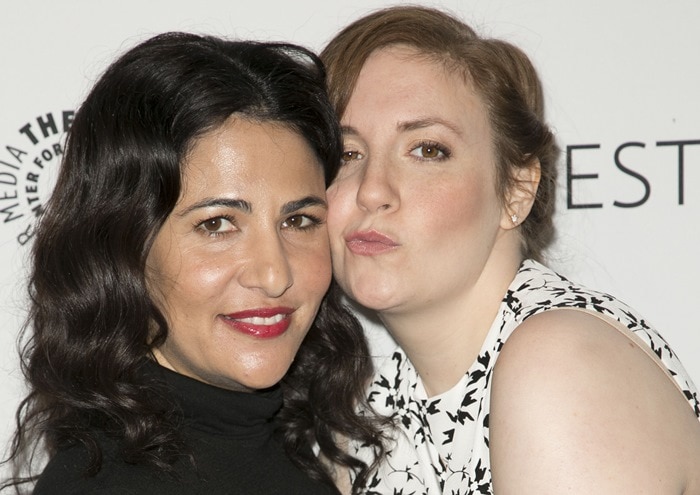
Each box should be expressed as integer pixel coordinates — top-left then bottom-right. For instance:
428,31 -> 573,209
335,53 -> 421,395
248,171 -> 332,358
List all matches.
345,229 -> 399,256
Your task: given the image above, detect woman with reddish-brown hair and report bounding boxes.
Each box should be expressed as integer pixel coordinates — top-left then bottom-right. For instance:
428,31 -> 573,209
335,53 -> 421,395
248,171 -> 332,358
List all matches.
321,6 -> 700,494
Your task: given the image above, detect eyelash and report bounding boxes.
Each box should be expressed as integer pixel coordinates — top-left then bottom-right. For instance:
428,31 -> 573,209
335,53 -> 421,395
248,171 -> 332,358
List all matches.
340,140 -> 451,165
195,213 -> 323,238
409,140 -> 451,161
282,213 -> 323,231
341,150 -> 364,164
195,215 -> 236,238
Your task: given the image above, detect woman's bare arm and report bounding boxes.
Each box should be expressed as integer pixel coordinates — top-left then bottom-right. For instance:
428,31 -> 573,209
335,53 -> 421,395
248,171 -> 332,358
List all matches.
490,309 -> 700,494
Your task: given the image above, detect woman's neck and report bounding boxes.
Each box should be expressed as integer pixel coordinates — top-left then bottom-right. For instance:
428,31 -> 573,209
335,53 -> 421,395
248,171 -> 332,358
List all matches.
380,246 -> 524,397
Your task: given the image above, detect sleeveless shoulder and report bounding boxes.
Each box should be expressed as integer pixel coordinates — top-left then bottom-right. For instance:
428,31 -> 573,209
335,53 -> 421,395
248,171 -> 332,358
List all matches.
350,260 -> 700,495
508,260 -> 699,416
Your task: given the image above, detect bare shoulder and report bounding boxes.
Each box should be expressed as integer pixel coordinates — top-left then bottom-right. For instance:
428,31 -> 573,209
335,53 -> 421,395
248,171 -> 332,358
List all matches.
490,309 -> 700,494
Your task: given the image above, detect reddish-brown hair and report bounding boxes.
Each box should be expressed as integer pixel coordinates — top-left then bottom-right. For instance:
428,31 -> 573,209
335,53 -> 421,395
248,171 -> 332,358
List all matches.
321,5 -> 559,260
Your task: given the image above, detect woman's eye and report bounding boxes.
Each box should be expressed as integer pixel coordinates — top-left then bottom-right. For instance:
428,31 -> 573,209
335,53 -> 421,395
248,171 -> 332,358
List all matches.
197,217 -> 234,236
282,214 -> 319,230
410,142 -> 449,160
341,150 -> 363,163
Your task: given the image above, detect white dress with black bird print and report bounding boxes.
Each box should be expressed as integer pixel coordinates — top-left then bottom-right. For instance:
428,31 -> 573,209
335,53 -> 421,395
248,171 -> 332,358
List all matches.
351,260 -> 700,495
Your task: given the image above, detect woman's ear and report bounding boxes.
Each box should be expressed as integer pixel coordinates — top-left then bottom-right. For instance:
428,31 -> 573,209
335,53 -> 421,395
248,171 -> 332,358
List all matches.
501,158 -> 541,229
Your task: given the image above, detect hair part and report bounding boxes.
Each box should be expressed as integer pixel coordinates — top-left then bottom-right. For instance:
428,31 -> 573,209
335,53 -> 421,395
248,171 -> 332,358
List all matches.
321,5 -> 559,260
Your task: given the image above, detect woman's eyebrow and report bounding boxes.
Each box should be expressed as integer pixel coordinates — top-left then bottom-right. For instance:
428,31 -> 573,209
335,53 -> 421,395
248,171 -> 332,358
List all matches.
342,118 -> 462,136
340,125 -> 359,136
177,198 -> 252,217
397,117 -> 462,136
281,196 -> 327,215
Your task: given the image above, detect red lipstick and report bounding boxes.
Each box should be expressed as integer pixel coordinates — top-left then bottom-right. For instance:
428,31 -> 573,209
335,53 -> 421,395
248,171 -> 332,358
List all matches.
345,230 -> 399,256
221,307 -> 293,338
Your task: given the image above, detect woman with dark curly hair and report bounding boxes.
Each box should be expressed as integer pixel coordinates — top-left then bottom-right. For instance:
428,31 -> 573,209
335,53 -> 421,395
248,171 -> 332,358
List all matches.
1,32 -> 383,494
321,5 -> 700,494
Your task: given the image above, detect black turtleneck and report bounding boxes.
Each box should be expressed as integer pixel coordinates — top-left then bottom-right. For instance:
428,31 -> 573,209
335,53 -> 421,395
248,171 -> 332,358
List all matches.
33,363 -> 336,494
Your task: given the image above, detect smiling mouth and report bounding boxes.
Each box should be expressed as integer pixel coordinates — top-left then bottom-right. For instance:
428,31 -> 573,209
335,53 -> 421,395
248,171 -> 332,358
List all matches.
221,308 -> 293,338
230,313 -> 286,325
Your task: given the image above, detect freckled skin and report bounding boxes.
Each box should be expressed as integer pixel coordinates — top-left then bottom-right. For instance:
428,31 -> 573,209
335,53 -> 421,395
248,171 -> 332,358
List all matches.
327,46 -> 700,494
327,47 -> 511,318
326,46 -> 527,397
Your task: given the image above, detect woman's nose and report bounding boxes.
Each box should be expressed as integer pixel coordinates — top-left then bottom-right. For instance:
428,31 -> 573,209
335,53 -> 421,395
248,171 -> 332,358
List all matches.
355,159 -> 399,214
238,233 -> 293,298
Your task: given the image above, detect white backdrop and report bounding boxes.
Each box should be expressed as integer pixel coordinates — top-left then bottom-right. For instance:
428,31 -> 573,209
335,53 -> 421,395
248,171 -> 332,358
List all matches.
1,0 -> 698,476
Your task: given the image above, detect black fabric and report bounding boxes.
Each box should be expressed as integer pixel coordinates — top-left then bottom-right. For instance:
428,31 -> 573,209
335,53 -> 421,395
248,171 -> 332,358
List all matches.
33,363 -> 335,494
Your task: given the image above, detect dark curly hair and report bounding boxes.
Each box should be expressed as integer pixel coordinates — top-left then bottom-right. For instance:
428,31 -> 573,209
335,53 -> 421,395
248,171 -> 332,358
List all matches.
321,5 -> 559,260
2,32 -> 384,493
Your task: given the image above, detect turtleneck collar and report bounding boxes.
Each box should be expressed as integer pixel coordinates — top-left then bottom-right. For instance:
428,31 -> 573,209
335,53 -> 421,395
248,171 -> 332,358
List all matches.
146,361 -> 284,437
